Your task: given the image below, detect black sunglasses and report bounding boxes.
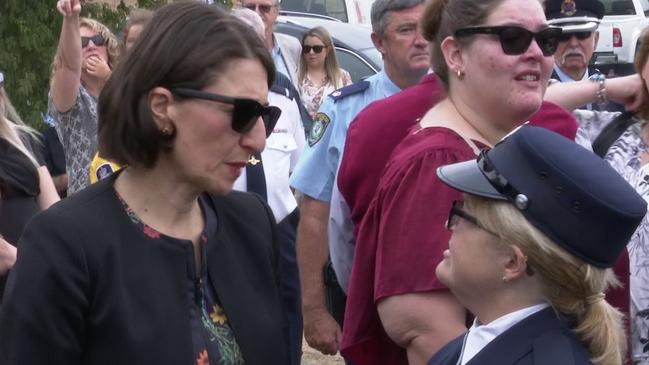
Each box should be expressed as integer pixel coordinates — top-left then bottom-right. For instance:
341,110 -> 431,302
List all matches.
170,88 -> 281,138
557,31 -> 592,42
447,201 -> 499,236
243,3 -> 276,14
454,26 -> 562,57
81,34 -> 106,48
302,45 -> 327,54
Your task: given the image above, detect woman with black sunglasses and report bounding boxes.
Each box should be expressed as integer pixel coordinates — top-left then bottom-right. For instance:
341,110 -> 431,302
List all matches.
49,0 -> 120,195
298,26 -> 352,119
428,125 -> 646,365
0,2 -> 287,365
341,0 -> 569,364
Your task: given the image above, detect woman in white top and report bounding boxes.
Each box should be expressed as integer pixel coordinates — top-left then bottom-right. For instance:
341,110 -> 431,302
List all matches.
298,26 -> 352,119
429,126 -> 645,365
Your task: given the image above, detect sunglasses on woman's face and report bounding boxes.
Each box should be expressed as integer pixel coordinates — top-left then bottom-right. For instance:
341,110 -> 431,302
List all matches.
302,45 -> 326,54
447,201 -> 500,236
81,34 -> 106,48
454,26 -> 562,57
170,88 -> 281,137
243,3 -> 276,14
557,31 -> 592,42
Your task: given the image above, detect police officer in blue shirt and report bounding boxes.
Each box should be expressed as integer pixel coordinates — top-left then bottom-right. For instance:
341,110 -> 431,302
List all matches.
289,0 -> 430,356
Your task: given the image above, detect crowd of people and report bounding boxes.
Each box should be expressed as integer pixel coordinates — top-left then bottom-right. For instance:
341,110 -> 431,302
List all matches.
2,0 -> 649,364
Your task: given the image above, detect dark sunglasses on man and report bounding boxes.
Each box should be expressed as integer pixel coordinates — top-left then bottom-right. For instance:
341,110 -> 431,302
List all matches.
557,31 -> 592,42
302,45 -> 327,54
454,26 -> 562,57
81,34 -> 106,48
243,3 -> 276,14
170,88 -> 282,138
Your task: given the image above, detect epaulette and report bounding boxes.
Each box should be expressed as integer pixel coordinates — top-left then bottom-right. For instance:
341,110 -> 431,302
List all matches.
271,72 -> 299,101
329,80 -> 370,102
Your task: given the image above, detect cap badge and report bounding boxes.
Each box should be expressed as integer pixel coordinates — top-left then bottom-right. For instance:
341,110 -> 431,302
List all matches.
515,194 -> 529,210
560,0 -> 577,16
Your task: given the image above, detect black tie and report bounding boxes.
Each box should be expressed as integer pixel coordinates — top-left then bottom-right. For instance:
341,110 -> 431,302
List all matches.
246,152 -> 267,202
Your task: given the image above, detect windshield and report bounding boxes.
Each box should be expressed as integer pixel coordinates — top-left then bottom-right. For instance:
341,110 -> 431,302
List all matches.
281,0 -> 348,22
600,0 -> 638,15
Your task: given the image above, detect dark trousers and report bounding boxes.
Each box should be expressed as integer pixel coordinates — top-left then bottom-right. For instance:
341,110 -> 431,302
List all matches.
277,209 -> 302,365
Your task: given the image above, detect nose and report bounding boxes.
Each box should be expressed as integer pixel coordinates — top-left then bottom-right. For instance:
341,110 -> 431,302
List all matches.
524,37 -> 546,59
240,116 -> 267,153
568,34 -> 580,46
413,29 -> 428,48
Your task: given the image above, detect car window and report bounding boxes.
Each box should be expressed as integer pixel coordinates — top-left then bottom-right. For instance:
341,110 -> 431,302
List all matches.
640,0 -> 649,14
281,0 -> 348,22
335,48 -> 377,82
600,0 -> 638,15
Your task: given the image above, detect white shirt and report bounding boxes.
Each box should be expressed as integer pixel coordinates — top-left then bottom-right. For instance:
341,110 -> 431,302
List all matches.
460,303 -> 550,365
233,91 -> 306,223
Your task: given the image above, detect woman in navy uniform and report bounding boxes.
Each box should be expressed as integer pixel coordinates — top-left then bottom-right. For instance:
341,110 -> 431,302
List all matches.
429,126 -> 646,365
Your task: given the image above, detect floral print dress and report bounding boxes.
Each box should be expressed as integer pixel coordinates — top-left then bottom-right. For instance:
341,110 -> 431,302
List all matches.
119,193 -> 244,365
575,110 -> 649,364
300,69 -> 352,119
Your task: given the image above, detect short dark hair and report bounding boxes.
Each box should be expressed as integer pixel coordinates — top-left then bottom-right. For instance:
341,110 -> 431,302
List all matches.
421,0 -> 505,89
98,1 -> 275,168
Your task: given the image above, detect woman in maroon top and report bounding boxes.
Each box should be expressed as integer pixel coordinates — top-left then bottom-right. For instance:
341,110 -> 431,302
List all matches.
341,0 -> 562,364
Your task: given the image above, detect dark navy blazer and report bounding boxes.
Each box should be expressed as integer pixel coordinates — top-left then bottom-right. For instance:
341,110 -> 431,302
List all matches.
427,307 -> 593,365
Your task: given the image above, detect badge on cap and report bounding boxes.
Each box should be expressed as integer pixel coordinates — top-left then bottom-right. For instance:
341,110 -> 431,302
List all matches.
561,0 -> 577,16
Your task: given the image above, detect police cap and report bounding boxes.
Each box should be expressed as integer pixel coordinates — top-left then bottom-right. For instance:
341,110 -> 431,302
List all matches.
437,125 -> 646,268
545,0 -> 605,33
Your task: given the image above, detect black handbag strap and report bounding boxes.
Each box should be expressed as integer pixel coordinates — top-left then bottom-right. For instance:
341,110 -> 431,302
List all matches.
592,111 -> 638,158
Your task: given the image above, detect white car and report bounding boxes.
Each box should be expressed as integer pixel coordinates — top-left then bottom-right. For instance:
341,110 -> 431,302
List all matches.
279,0 -> 375,25
594,0 -> 649,70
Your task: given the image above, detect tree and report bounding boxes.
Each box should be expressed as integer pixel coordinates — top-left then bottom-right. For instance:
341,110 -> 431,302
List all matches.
0,0 -> 232,130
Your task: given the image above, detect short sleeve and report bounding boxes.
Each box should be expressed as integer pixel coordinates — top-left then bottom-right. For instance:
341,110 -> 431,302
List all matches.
372,147 -> 469,300
289,96 -> 338,201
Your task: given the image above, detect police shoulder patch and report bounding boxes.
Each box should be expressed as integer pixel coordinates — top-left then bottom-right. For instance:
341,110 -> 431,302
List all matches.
308,112 -> 331,147
329,81 -> 370,102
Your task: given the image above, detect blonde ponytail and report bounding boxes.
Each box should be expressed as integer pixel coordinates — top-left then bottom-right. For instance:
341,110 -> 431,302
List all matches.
466,195 -> 627,365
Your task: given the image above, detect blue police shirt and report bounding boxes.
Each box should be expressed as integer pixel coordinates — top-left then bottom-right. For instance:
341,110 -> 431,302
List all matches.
289,70 -> 401,201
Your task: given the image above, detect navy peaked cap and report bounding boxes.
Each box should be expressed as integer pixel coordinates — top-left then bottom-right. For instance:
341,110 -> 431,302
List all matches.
545,0 -> 605,32
437,126 -> 646,268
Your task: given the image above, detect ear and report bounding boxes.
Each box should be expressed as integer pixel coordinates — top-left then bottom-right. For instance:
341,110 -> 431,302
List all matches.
371,32 -> 386,56
148,87 -> 176,133
502,245 -> 530,282
593,31 -> 600,49
440,35 -> 465,76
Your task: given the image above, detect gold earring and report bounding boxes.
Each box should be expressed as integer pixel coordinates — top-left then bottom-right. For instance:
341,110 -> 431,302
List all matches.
161,127 -> 171,136
456,69 -> 465,80
502,276 -> 508,283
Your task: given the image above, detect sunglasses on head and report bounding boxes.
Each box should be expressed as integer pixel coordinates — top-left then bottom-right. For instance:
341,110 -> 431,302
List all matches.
557,31 -> 592,42
454,26 -> 562,57
81,34 -> 106,48
170,88 -> 281,138
243,3 -> 276,14
302,45 -> 327,54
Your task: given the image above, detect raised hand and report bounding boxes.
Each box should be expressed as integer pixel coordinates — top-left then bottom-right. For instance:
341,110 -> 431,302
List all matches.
56,0 -> 81,17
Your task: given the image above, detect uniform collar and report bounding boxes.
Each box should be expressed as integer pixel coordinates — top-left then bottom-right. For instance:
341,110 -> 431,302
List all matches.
460,303 -> 550,365
553,65 -> 589,83
378,70 -> 402,98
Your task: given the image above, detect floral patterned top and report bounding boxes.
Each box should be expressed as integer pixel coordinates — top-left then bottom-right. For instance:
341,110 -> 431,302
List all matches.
574,110 -> 649,364
118,193 -> 244,365
299,69 -> 352,119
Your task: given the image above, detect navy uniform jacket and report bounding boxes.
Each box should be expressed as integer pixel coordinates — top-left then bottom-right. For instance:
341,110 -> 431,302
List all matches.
427,308 -> 593,365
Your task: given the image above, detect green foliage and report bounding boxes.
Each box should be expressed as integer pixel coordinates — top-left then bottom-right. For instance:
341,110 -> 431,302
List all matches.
1,0 -> 233,131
